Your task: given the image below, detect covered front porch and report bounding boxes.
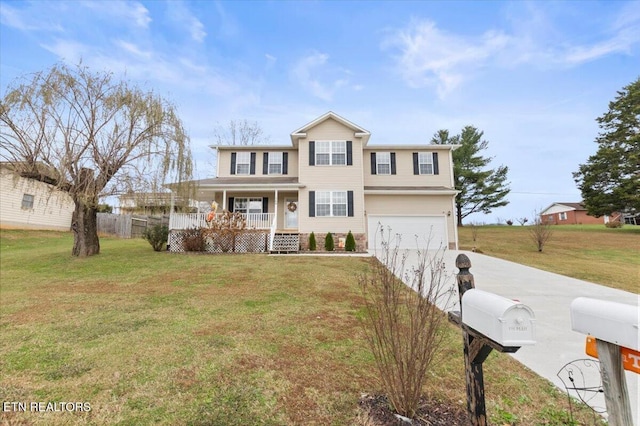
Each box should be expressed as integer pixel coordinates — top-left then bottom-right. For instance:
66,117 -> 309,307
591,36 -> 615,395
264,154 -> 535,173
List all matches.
168,177 -> 304,252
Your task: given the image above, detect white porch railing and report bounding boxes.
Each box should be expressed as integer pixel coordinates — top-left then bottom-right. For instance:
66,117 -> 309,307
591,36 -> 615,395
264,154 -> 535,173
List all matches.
169,212 -> 275,230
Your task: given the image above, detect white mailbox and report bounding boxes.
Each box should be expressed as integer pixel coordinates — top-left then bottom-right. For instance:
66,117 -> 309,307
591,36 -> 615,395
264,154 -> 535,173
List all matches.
462,289 -> 536,346
570,297 -> 639,350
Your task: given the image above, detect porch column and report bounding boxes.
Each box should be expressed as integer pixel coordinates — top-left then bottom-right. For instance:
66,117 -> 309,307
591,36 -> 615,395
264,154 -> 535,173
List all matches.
222,190 -> 227,210
169,191 -> 176,230
274,189 -> 279,228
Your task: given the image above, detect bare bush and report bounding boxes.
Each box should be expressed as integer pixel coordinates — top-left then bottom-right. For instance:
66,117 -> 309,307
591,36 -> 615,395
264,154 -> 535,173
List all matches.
359,229 -> 454,418
529,212 -> 553,252
182,228 -> 206,252
470,222 -> 479,243
204,211 -> 247,252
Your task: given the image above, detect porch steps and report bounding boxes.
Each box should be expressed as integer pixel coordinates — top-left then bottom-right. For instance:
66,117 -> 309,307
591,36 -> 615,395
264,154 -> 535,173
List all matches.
270,232 -> 300,253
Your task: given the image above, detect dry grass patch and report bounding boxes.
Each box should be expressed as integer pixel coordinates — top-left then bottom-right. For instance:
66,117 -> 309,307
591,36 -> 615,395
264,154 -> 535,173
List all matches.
459,225 -> 639,293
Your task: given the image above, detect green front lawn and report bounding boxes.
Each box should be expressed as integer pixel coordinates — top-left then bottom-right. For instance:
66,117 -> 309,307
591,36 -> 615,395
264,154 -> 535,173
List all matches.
0,230 -> 601,425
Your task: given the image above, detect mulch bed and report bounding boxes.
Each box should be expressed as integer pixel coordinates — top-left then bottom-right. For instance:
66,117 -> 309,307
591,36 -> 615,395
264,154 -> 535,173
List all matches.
358,394 -> 469,426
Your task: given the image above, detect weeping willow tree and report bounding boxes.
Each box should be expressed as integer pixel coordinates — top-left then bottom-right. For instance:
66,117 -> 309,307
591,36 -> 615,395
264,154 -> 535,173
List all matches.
0,63 -> 194,257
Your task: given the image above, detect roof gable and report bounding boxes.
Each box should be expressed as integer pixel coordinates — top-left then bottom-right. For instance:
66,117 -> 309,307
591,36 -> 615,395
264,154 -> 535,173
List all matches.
540,202 -> 586,215
290,111 -> 370,145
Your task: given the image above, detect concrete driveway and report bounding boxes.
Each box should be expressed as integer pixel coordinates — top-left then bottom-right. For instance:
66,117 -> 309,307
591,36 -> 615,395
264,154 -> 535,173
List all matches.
376,249 -> 639,425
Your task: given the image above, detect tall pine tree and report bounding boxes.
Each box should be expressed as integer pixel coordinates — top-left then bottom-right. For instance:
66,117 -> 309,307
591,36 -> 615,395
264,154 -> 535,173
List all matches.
432,126 -> 510,226
573,78 -> 640,218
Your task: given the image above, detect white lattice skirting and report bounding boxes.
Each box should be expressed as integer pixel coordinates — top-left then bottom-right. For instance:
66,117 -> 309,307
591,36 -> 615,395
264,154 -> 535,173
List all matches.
272,234 -> 300,252
169,230 -> 268,253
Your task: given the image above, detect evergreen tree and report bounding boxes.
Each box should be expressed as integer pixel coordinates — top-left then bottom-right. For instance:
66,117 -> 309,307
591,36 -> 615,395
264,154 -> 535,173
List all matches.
324,232 -> 334,251
432,127 -> 510,226
309,232 -> 317,251
573,78 -> 640,217
345,231 -> 356,251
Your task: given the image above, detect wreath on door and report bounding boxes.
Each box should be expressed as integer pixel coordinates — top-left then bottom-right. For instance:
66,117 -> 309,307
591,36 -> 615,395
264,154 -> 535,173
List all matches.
287,202 -> 297,213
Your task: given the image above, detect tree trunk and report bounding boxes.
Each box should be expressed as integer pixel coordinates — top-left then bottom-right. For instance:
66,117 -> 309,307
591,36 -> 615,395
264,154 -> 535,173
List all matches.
457,203 -> 463,227
71,200 -> 100,257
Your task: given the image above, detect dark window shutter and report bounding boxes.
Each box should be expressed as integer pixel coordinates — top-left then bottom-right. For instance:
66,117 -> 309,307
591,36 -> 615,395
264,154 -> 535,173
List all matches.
347,191 -> 354,217
433,152 -> 439,175
346,141 -> 353,165
229,197 -> 235,212
390,152 -> 397,175
250,152 -> 256,175
283,152 -> 288,175
370,152 -> 377,175
262,197 -> 268,213
413,152 -> 419,175
309,141 -> 315,166
230,152 -> 237,175
309,191 -> 315,217
263,152 -> 269,174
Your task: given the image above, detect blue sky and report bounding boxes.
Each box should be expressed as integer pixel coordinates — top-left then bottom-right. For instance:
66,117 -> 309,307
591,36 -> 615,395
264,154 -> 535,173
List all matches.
1,1 -> 638,224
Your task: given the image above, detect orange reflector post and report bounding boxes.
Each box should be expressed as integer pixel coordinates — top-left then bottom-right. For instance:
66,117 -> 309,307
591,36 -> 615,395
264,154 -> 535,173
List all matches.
586,336 -> 640,374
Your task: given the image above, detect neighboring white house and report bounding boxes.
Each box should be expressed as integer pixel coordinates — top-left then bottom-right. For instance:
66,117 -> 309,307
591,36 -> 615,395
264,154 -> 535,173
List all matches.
0,164 -> 74,231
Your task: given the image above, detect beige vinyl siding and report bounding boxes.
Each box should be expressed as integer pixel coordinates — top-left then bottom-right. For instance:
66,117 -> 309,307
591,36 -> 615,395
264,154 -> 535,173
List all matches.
297,118 -> 366,234
364,194 -> 456,248
217,149 -> 298,178
0,168 -> 74,231
363,148 -> 453,187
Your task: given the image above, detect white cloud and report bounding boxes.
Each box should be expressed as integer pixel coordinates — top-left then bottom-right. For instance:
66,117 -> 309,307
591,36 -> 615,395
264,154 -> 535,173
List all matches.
166,2 -> 207,42
291,52 -> 356,101
384,7 -> 640,97
81,1 -> 151,29
0,2 -> 63,31
115,40 -> 152,59
383,21 -> 510,98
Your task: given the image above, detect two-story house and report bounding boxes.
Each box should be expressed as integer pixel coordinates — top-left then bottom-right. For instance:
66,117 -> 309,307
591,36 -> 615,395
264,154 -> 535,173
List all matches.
168,112 -> 459,252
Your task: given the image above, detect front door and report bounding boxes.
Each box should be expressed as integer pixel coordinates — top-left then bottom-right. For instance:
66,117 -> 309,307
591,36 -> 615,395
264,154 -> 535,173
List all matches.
285,199 -> 298,229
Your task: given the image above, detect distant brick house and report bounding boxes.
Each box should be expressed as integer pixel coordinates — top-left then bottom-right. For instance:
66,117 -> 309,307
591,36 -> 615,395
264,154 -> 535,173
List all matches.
540,202 -> 620,225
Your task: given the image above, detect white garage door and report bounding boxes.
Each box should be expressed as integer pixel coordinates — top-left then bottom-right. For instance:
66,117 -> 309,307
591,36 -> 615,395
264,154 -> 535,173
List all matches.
367,215 -> 447,250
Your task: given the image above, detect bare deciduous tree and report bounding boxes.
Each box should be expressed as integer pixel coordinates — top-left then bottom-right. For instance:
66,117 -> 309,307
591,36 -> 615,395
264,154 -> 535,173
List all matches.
360,227 -> 454,418
529,211 -> 553,252
212,119 -> 269,146
0,63 -> 193,257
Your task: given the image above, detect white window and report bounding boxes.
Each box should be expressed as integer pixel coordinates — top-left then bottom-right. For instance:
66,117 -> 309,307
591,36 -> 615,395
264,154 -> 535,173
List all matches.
316,141 -> 346,165
559,212 -> 567,221
418,152 -> 434,175
21,193 -> 34,209
316,191 -> 347,217
234,197 -> 263,214
236,152 -> 251,175
268,152 -> 282,175
376,152 -> 391,175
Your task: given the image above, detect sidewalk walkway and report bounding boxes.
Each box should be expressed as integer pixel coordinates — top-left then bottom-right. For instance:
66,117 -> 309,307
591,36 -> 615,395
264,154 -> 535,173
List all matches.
392,249 -> 639,424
